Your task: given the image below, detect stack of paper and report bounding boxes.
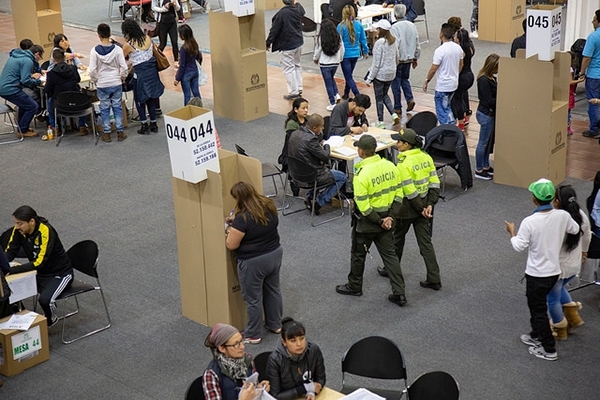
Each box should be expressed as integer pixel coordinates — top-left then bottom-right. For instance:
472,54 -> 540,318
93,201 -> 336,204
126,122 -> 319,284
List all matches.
333,147 -> 358,157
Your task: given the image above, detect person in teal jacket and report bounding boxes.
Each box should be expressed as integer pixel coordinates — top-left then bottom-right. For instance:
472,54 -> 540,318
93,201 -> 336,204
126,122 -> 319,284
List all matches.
337,5 -> 369,99
0,45 -> 44,137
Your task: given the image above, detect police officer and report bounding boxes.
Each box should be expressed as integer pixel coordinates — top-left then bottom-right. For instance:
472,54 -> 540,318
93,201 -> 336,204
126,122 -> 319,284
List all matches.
336,135 -> 408,307
380,129 -> 442,290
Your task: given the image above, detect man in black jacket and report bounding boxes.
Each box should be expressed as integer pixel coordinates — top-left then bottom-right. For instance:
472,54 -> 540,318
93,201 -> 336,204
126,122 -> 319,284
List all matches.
329,94 -> 371,136
287,114 -> 346,214
266,0 -> 305,100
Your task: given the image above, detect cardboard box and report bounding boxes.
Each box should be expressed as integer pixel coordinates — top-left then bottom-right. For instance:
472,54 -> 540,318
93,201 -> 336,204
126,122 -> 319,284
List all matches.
6,271 -> 37,305
11,0 -> 63,62
255,0 -> 280,11
479,0 -> 525,43
0,311 -> 49,377
224,0 -> 255,17
164,106 -> 220,184
172,149 -> 262,329
526,5 -> 563,61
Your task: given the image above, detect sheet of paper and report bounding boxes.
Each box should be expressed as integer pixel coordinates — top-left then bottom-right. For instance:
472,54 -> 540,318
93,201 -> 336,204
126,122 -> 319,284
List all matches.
341,388 -> 386,400
332,147 -> 358,157
324,136 -> 345,147
0,311 -> 38,331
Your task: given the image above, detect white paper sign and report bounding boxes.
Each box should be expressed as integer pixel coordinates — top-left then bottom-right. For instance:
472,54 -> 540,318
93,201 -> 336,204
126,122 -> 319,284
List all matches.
6,271 -> 37,304
224,0 -> 255,17
526,6 -> 562,61
11,325 -> 42,361
164,106 -> 220,184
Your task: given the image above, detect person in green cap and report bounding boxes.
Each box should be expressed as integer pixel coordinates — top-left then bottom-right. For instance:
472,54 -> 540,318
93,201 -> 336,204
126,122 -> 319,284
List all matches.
504,178 -> 579,361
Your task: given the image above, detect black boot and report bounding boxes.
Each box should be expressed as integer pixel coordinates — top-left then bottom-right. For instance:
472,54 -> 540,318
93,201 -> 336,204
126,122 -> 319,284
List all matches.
137,123 -> 149,135
149,122 -> 158,133
120,3 -> 131,19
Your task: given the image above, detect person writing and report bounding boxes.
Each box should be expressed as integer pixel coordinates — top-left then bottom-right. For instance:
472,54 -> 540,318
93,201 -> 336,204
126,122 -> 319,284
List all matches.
225,182 -> 283,344
3,205 -> 73,327
329,94 -> 371,136
203,323 -> 270,400
267,317 -> 326,400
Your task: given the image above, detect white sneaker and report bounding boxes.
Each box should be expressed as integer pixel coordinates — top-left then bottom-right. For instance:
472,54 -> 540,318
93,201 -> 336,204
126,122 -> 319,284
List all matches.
377,121 -> 386,129
470,30 -> 478,39
392,113 -> 400,125
520,333 -> 541,347
335,93 -> 341,104
326,104 -> 335,111
205,2 -> 211,12
528,345 -> 557,361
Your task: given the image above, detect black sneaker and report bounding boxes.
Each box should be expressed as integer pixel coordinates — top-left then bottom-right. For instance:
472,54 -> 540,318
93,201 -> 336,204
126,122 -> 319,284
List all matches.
377,266 -> 389,277
582,130 -> 600,138
336,284 -> 363,296
484,167 -> 494,176
304,198 -> 312,212
475,170 -> 492,180
388,294 -> 407,307
420,280 -> 442,290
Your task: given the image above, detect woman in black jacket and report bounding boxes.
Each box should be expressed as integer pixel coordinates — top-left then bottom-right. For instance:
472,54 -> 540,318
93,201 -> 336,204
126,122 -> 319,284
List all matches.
475,53 -> 499,181
267,317 -> 326,400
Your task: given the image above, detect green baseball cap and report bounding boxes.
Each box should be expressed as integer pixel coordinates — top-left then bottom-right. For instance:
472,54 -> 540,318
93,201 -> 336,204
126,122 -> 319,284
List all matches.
353,134 -> 377,151
528,178 -> 555,201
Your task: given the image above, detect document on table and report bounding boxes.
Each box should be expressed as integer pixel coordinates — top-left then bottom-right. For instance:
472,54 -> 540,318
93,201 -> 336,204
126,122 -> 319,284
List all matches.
341,388 -> 386,400
0,311 -> 38,331
324,136 -> 345,147
332,146 -> 358,157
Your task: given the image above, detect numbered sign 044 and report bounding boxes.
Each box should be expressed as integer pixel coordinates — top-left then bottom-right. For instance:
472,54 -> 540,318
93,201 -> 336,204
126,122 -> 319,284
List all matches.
164,106 -> 220,184
526,5 -> 562,61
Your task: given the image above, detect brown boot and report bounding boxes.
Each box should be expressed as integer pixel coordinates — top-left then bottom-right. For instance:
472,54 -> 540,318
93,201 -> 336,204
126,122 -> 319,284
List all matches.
563,301 -> 584,331
101,133 -> 112,143
79,126 -> 89,136
117,131 -> 127,141
551,318 -> 568,341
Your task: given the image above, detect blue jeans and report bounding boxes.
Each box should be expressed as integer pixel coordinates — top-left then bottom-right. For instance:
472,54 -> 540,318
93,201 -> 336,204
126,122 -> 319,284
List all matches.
475,110 -> 494,171
434,91 -> 455,124
320,65 -> 339,105
1,90 -> 38,133
97,85 -> 124,133
391,62 -> 413,110
181,71 -> 201,106
373,79 -> 394,122
586,77 -> 600,131
341,58 -> 359,97
547,276 -> 574,323
308,169 -> 347,207
49,97 -> 88,130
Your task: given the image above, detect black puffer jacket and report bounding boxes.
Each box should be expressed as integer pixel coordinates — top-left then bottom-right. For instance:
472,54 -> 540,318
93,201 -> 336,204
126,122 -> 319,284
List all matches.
266,3 -> 305,52
267,341 -> 326,400
287,126 -> 334,186
44,62 -> 81,101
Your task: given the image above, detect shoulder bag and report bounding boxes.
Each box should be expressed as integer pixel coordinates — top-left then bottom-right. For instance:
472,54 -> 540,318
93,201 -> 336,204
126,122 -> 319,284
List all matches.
152,43 -> 170,71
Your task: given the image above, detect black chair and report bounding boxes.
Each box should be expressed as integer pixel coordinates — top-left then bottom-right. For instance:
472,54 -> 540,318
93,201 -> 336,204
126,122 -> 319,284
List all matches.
0,103 -> 23,145
323,115 -> 331,141
282,155 -> 344,227
341,336 -> 407,399
54,91 -> 98,147
568,233 -> 600,292
40,60 -> 50,71
253,351 -> 271,382
406,111 -> 437,137
55,240 -> 111,344
185,376 -> 206,400
235,144 -> 285,202
320,3 -> 331,20
301,16 -> 319,53
412,0 -> 430,44
405,371 -> 459,400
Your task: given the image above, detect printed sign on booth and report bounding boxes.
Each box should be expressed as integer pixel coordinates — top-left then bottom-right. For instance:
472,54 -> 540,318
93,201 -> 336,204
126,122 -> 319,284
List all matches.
526,5 -> 562,61
164,106 -> 220,184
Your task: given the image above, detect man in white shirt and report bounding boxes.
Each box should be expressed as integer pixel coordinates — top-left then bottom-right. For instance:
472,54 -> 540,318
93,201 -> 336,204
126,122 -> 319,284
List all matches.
505,178 -> 579,361
422,23 -> 463,125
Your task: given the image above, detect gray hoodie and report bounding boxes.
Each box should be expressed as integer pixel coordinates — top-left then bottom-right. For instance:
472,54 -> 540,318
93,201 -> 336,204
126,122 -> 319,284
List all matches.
89,44 -> 129,89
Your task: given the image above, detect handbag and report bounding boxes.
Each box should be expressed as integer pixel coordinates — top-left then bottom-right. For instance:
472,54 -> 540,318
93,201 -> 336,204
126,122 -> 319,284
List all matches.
197,61 -> 208,86
146,24 -> 159,38
153,44 -> 170,72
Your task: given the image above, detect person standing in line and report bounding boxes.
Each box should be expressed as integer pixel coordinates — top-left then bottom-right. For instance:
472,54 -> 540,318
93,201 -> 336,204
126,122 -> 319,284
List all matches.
365,19 -> 400,128
581,10 -> 600,138
173,24 -> 203,106
335,135 -> 407,307
337,5 -> 369,99
547,185 -> 591,340
89,23 -> 129,143
390,4 -> 420,116
510,19 -> 527,58
266,0 -> 305,100
423,23 -> 463,125
379,129 -> 442,292
450,27 -> 474,131
587,170 -> 600,235
152,0 -> 180,65
474,53 -> 499,181
225,181 -> 283,344
505,179 -> 579,361
4,206 -> 73,327
314,19 -> 344,111
470,0 -> 478,38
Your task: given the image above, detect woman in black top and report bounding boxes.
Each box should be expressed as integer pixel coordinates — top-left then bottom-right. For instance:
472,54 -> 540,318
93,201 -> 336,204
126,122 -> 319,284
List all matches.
474,53 -> 499,180
451,27 -> 475,130
267,317 -> 326,400
152,0 -> 180,63
225,182 -> 283,344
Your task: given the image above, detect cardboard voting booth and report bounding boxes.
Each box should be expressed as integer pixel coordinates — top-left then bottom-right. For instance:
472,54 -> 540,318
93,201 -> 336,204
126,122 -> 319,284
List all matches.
479,0 -> 525,43
526,5 -> 563,61
181,0 -> 191,18
171,139 -> 262,328
0,311 -> 49,377
11,0 -> 63,61
225,0 -> 255,16
494,51 -> 570,188
256,0 -> 280,11
209,10 -> 269,122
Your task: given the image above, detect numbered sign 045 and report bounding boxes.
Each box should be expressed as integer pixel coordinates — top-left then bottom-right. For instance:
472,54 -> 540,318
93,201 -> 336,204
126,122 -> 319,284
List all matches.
164,106 -> 220,184
526,5 -> 562,61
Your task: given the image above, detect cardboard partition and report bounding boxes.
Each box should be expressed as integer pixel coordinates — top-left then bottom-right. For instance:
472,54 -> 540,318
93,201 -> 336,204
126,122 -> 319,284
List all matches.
0,311 -> 49,377
6,271 -> 37,304
479,0 -> 525,43
164,106 -> 220,184
526,5 -> 563,61
11,0 -> 63,61
181,0 -> 191,18
172,149 -> 262,330
255,0 -> 280,11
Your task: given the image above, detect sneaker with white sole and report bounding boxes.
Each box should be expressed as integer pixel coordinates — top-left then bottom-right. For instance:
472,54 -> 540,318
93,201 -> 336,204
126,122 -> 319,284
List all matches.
335,93 -> 342,104
392,113 -> 400,126
520,333 -> 541,347
326,104 -> 335,111
244,337 -> 261,344
528,345 -> 557,361
475,170 -> 492,180
470,30 -> 478,39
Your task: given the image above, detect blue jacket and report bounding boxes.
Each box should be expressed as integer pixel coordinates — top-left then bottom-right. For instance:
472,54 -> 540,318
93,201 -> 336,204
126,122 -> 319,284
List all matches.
337,20 -> 369,59
0,49 -> 40,96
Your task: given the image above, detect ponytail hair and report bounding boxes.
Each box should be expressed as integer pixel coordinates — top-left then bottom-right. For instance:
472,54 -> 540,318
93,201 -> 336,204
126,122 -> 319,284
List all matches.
555,185 -> 583,252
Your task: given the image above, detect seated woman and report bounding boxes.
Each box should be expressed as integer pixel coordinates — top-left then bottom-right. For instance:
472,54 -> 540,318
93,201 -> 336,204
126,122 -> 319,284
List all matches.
279,98 -> 309,196
267,317 -> 326,400
203,323 -> 270,400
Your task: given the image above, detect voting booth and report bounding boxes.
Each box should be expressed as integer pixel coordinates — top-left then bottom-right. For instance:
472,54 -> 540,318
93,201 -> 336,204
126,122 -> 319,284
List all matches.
494,51 -> 570,188
166,107 -> 262,329
479,0 -> 525,43
11,0 -> 63,61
